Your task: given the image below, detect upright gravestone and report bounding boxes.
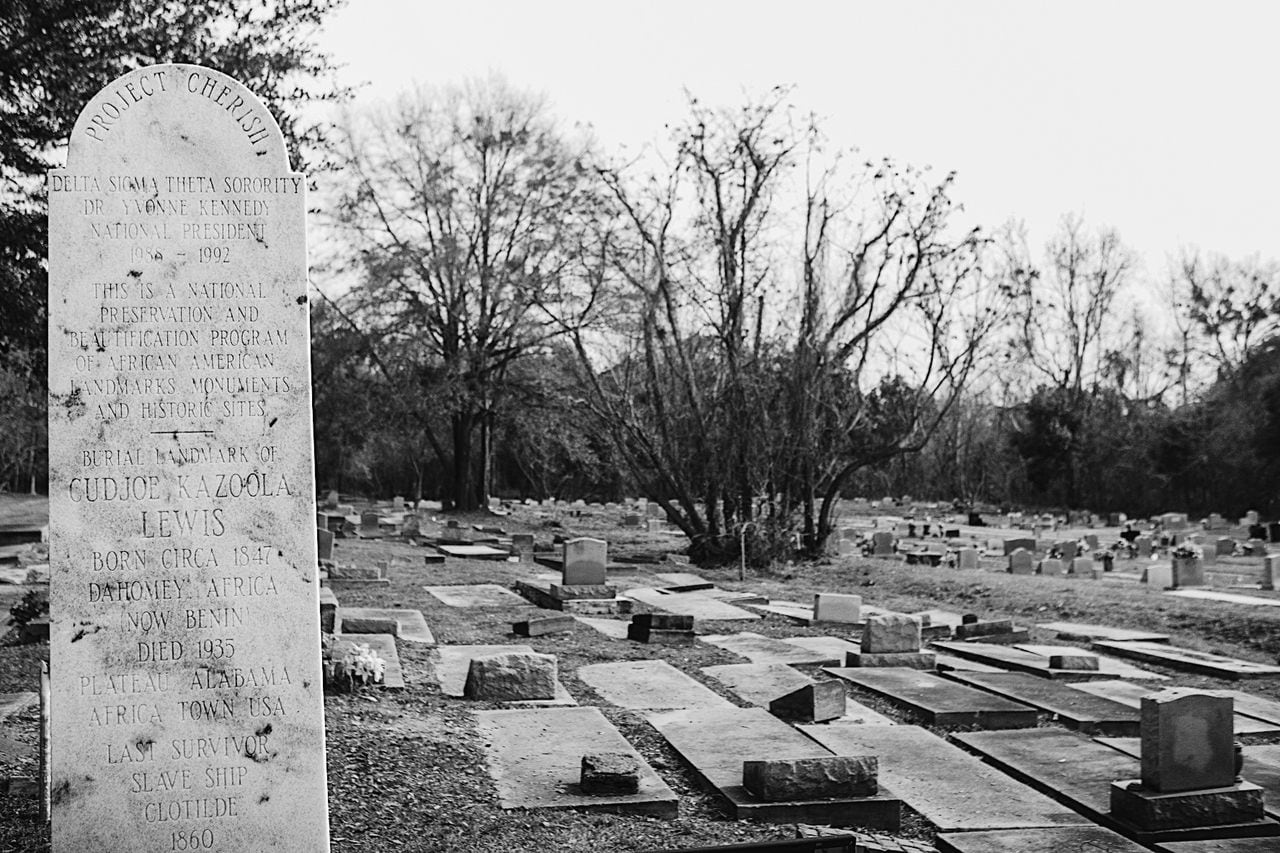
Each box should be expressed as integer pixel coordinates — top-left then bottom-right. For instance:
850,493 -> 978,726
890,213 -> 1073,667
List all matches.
562,537 -> 607,585
47,65 -> 328,850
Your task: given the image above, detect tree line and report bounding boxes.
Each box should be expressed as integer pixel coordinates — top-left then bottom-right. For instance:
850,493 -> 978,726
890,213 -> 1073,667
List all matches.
4,3 -> 1280,564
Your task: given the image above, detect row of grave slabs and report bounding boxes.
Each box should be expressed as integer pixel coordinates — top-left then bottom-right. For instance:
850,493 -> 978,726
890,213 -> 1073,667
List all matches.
416,571 -> 1280,851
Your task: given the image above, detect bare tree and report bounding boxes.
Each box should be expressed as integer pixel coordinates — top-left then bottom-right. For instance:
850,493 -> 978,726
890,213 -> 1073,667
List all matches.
323,78 -> 602,508
1173,249 -> 1280,382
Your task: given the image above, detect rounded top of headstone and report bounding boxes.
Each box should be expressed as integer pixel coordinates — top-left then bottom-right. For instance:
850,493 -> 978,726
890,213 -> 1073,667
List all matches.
67,63 -> 290,171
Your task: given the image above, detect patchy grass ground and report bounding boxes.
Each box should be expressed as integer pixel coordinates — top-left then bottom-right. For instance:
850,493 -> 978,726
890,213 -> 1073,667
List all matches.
4,502 -> 1280,851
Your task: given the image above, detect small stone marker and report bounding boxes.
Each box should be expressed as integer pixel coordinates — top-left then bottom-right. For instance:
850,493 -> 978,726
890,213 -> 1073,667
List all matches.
862,614 -> 921,653
513,614 -> 576,637
742,755 -> 878,801
1008,548 -> 1033,574
580,752 -> 641,795
1048,651 -> 1099,671
563,537 -> 607,585
628,612 -> 695,644
1144,563 -> 1174,590
1004,537 -> 1035,555
1037,558 -> 1064,576
871,531 -> 896,556
813,592 -> 862,623
768,681 -> 846,723
463,651 -> 558,701
48,64 -> 327,850
1140,688 -> 1235,792
1069,556 -> 1093,575
400,513 -> 420,537
1171,556 -> 1204,588
1264,555 -> 1280,591
317,526 -> 334,563
318,587 -> 338,634
359,509 -> 383,536
1135,535 -> 1153,558
956,547 -> 979,570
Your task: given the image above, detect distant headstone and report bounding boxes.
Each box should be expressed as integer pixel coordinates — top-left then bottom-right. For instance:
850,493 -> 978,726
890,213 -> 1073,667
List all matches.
1069,556 -> 1093,575
1141,689 -> 1234,793
1057,540 -> 1078,560
1213,536 -> 1234,556
1037,558 -> 1064,576
400,513 -> 420,537
813,593 -> 861,624
871,531 -> 895,556
562,537 -> 607,585
317,527 -> 334,563
360,509 -> 383,536
1135,535 -> 1153,558
956,547 -> 979,570
836,538 -> 857,557
1263,555 -> 1280,591
1144,563 -> 1173,590
1004,537 -> 1035,555
324,489 -> 339,508
47,64 -> 328,850
1008,548 -> 1033,575
1171,557 -> 1204,588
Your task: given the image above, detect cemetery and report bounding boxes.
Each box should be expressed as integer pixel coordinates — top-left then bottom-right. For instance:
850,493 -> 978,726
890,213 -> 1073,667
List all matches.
5,7 -> 1280,853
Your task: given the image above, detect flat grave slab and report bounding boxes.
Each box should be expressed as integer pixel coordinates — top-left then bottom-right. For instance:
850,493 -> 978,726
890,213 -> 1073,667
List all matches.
331,633 -> 405,689
513,579 -> 630,614
435,543 -> 512,560
472,707 -> 677,817
1217,690 -> 1280,727
778,636 -> 861,666
700,662 -> 812,707
646,706 -> 901,828
622,587 -> 761,621
571,615 -> 630,639
1069,681 -> 1280,736
1014,643 -> 1167,681
800,723 -> 1089,832
337,607 -> 434,643
934,653 -> 1007,674
931,641 -> 1164,681
654,571 -> 714,590
700,632 -> 841,665
425,583 -> 528,608
824,667 -> 1037,729
1038,621 -> 1171,643
943,671 -> 1139,735
1166,589 -> 1280,607
953,729 -> 1280,843
434,644 -> 575,706
1155,840 -> 1280,853
1092,640 -> 1280,680
577,660 -> 733,711
936,826 -> 1150,853
745,600 -> 817,623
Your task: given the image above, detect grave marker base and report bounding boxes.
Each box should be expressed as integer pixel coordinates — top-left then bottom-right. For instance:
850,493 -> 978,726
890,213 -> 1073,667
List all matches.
1110,781 -> 1265,831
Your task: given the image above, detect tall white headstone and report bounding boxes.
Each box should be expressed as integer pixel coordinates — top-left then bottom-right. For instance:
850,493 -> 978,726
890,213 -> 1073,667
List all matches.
47,64 -> 328,850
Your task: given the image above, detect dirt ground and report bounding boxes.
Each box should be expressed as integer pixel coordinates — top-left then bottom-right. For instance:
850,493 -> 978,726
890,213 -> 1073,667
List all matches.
3,500 -> 1280,852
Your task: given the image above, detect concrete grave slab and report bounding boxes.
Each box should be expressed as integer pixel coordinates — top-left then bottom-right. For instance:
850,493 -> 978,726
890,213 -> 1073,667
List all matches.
1038,621 -> 1171,643
1216,690 -> 1280,728
1092,640 -> 1280,679
425,583 -> 527,608
779,636 -> 861,666
824,667 -> 1037,728
646,706 -> 901,828
699,663 -> 867,724
935,827 -> 1149,853
944,671 -> 1140,735
434,644 -> 575,706
435,544 -> 512,560
1068,680 -> 1279,736
1166,589 -> 1280,607
932,640 -> 1165,681
472,707 -> 676,817
514,578 -> 630,614
577,660 -> 732,711
622,587 -> 760,621
331,633 -> 405,689
800,723 -> 1089,832
1155,840 -> 1280,853
654,572 -> 714,590
337,607 -> 434,643
933,653 -> 1007,674
954,728 -> 1280,843
571,616 -> 630,639
700,632 -> 841,665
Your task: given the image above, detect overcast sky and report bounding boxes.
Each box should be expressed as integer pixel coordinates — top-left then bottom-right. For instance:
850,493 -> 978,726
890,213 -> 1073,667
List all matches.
315,0 -> 1280,282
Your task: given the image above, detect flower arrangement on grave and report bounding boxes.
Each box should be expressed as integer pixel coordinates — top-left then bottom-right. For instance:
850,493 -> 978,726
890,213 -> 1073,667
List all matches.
1171,542 -> 1203,560
321,635 -> 387,693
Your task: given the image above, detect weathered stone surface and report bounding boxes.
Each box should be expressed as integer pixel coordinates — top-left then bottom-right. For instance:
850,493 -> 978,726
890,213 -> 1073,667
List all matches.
563,537 -> 607,585
319,586 -> 338,634
1110,779 -> 1264,830
1141,688 -> 1235,793
1048,652 -> 1099,670
513,615 -> 576,637
627,624 -> 695,645
742,755 -> 878,801
846,651 -> 937,669
954,619 -> 1015,640
464,651 -> 558,701
1037,558 -> 1064,576
861,614 -> 921,654
339,616 -> 399,635
631,612 -> 694,631
956,548 -> 979,570
48,64 -> 327,851
768,682 -> 846,723
580,751 -> 641,795
550,583 -> 615,601
872,532 -> 895,556
813,593 -> 862,624
1004,538 -> 1036,555
317,527 -> 334,562
1008,549 -> 1034,574
1171,557 -> 1204,588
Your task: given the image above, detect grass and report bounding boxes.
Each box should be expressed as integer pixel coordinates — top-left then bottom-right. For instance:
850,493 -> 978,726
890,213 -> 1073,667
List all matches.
3,503 -> 1280,851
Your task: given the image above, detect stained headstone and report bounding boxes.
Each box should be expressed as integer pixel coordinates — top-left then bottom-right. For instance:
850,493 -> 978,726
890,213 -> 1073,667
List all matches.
861,614 -> 921,654
813,592 -> 862,624
1037,558 -> 1064,576
1140,689 -> 1235,793
47,64 -> 328,850
956,547 -> 979,570
1171,557 -> 1204,588
1004,537 -> 1035,555
1144,563 -> 1173,590
872,531 -> 895,556
1264,555 -> 1280,591
1216,536 -> 1235,556
359,509 -> 383,537
1008,548 -> 1033,575
562,537 -> 607,585
400,513 -> 420,537
1057,540 -> 1078,560
1069,556 -> 1093,576
317,527 -> 334,563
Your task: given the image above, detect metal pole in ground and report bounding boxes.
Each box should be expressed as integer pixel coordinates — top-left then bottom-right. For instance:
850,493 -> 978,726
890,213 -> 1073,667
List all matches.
39,659 -> 49,823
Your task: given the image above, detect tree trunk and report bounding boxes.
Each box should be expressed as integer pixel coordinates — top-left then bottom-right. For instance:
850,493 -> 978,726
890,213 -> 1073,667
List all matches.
451,411 -> 478,511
